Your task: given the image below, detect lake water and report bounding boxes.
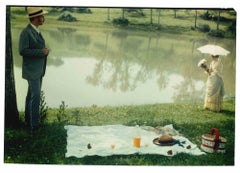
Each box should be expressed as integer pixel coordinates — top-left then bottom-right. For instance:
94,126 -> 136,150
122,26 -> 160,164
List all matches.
11,26 -> 236,110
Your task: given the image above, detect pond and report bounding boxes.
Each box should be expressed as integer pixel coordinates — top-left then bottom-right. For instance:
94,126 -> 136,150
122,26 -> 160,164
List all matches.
11,26 -> 236,110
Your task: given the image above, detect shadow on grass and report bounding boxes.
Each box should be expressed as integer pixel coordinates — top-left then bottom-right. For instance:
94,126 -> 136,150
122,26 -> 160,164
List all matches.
65,152 -> 234,166
4,100 -> 235,165
4,122 -> 67,164
220,109 -> 235,116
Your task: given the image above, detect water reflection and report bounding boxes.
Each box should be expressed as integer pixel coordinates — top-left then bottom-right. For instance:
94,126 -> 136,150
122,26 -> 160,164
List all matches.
11,26 -> 236,110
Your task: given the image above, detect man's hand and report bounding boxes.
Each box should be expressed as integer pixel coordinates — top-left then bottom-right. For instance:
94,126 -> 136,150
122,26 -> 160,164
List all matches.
43,48 -> 50,56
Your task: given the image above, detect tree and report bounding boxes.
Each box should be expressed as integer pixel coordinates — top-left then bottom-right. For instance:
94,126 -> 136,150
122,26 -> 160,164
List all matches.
194,10 -> 198,28
107,8 -> 110,21
157,9 -> 161,29
5,6 -> 20,128
122,8 -> 125,19
216,10 -> 221,30
150,9 -> 153,25
173,9 -> 177,18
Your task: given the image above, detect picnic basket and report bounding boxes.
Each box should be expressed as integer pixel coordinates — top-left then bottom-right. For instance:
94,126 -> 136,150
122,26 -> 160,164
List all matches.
201,128 -> 227,153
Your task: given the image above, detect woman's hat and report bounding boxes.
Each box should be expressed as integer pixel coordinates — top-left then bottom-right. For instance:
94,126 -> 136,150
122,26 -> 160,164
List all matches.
27,7 -> 48,18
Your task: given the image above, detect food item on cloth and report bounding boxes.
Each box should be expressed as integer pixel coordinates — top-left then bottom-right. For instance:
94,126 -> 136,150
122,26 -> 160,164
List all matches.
87,143 -> 92,149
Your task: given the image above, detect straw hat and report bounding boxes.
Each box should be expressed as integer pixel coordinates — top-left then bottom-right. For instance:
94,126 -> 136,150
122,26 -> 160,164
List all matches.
153,135 -> 176,146
27,7 -> 48,18
158,135 -> 174,143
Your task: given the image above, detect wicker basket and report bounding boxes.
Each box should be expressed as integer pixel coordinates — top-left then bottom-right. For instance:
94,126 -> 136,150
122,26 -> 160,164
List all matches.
201,128 -> 227,153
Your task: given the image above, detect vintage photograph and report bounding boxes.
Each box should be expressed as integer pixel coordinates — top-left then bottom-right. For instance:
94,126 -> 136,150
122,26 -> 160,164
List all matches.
3,1 -> 238,172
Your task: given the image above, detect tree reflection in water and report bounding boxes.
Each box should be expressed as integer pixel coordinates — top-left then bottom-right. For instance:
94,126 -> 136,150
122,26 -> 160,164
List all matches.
12,27 -> 236,108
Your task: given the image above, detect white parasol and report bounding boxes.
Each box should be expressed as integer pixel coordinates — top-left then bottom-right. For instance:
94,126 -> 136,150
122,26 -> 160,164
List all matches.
197,44 -> 230,56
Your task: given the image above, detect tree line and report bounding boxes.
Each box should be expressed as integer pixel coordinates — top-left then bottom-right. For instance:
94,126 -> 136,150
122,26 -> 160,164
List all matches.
50,7 -> 236,36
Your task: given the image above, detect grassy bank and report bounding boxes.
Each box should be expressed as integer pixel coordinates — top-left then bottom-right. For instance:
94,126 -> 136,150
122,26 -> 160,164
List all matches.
10,7 -> 236,38
4,100 -> 235,165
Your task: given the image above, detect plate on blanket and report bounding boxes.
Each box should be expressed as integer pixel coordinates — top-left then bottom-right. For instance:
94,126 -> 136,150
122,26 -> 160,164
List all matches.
153,137 -> 178,146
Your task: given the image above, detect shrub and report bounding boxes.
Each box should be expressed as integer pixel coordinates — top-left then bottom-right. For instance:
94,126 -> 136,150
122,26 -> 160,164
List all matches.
39,91 -> 48,125
228,20 -> 236,35
57,101 -> 68,123
125,8 -> 145,17
76,8 -> 92,13
201,11 -> 212,20
198,24 -> 210,33
58,12 -> 77,22
60,7 -> 74,13
112,17 -> 129,26
208,29 -> 225,38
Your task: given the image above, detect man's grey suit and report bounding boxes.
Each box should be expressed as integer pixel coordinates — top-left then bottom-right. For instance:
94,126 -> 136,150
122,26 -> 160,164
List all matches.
19,24 -> 47,80
19,24 -> 47,130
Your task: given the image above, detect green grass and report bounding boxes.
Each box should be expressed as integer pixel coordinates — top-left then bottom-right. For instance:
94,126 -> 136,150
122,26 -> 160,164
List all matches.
10,7 -> 236,38
4,100 -> 235,165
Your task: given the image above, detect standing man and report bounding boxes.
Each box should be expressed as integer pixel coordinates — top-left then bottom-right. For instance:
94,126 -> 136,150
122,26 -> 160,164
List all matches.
19,7 -> 49,132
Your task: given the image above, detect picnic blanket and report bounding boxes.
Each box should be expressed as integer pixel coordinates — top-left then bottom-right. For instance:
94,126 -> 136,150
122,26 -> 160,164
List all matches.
64,124 -> 205,158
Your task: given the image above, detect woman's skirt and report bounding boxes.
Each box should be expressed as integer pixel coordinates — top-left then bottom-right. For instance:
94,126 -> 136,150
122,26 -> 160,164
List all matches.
204,74 -> 224,112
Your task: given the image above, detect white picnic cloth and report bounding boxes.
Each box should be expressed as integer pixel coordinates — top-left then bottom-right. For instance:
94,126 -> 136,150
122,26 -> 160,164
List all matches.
64,124 -> 205,158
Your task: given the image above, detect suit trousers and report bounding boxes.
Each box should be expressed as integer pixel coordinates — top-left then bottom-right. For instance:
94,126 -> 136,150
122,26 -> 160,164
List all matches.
25,78 -> 42,129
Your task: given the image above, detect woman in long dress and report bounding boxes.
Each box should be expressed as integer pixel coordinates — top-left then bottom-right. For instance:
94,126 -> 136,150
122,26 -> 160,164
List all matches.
204,55 -> 225,112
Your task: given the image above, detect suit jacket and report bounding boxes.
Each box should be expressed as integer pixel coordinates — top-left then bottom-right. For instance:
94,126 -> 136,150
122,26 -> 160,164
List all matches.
19,24 -> 47,80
